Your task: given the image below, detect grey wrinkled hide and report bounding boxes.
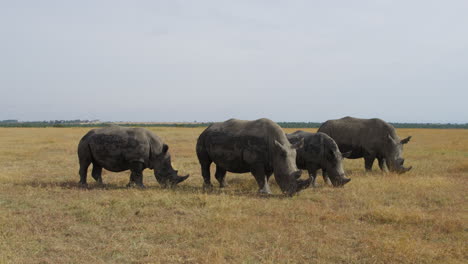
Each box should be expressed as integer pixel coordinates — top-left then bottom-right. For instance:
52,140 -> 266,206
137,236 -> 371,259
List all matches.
196,118 -> 311,196
77,126 -> 189,188
318,116 -> 412,173
287,131 -> 351,187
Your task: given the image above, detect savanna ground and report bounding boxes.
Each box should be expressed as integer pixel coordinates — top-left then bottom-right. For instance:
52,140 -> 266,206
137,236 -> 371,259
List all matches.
0,127 -> 466,264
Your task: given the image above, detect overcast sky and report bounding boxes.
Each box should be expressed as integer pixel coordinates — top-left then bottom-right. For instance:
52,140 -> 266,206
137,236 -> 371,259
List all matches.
1,0 -> 467,123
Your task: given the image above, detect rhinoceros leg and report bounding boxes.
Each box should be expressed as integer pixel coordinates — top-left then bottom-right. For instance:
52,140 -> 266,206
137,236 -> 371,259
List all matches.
91,165 -> 103,184
266,171 -> 273,181
251,165 -> 271,194
377,158 -> 387,172
128,162 -> 145,188
364,156 -> 375,171
78,159 -> 91,187
133,172 -> 145,188
201,161 -> 213,190
127,173 -> 135,187
127,171 -> 139,187
321,169 -> 333,186
215,165 -> 228,188
307,169 -> 318,187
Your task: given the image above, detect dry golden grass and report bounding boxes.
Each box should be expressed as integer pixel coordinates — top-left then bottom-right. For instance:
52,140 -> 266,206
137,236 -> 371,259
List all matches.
0,127 -> 466,263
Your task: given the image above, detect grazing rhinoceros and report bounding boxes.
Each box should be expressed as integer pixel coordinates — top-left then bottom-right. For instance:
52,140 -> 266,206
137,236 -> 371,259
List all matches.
286,131 -> 351,187
77,126 -> 189,187
196,118 -> 311,195
318,116 -> 412,173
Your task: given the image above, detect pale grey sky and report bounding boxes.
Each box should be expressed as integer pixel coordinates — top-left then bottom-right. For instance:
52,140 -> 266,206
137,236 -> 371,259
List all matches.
1,0 -> 467,123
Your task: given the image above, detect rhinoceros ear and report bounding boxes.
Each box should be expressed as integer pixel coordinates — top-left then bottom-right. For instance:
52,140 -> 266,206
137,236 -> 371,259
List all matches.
400,136 -> 411,144
387,134 -> 397,145
291,138 -> 304,150
274,140 -> 287,154
162,144 -> 169,154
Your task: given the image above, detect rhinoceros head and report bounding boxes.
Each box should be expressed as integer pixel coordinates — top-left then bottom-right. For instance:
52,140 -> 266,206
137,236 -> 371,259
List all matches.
385,135 -> 412,174
273,139 -> 312,195
153,144 -> 189,187
323,142 -> 352,187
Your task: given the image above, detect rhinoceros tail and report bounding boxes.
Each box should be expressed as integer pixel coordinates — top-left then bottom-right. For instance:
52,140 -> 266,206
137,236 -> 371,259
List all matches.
77,130 -> 96,165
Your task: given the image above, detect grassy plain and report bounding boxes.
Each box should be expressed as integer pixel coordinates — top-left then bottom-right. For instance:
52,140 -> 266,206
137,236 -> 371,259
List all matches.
0,127 -> 466,263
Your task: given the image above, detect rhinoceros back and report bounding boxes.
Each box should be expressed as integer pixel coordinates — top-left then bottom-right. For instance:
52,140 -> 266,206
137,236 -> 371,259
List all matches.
197,118 -> 290,172
79,126 -> 160,172
318,117 -> 397,158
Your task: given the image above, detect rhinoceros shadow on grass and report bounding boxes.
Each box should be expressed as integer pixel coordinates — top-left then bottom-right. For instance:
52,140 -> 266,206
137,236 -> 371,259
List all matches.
169,180 -> 290,199
15,180 -> 150,190
16,179 -> 300,200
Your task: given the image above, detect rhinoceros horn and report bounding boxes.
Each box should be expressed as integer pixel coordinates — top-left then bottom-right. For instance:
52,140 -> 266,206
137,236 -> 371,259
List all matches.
172,173 -> 189,184
395,158 -> 412,174
155,169 -> 189,187
169,170 -> 189,185
296,177 -> 312,192
329,176 -> 351,187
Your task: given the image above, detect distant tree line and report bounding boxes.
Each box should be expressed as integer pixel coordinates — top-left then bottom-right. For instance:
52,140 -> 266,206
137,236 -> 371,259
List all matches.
0,119 -> 100,127
1,120 -> 467,129
279,122 -> 468,129
388,123 -> 468,129
277,122 -> 323,128
0,119 -> 19,123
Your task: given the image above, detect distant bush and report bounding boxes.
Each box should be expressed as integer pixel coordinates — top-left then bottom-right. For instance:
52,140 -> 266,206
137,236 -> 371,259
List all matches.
0,119 -> 18,123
